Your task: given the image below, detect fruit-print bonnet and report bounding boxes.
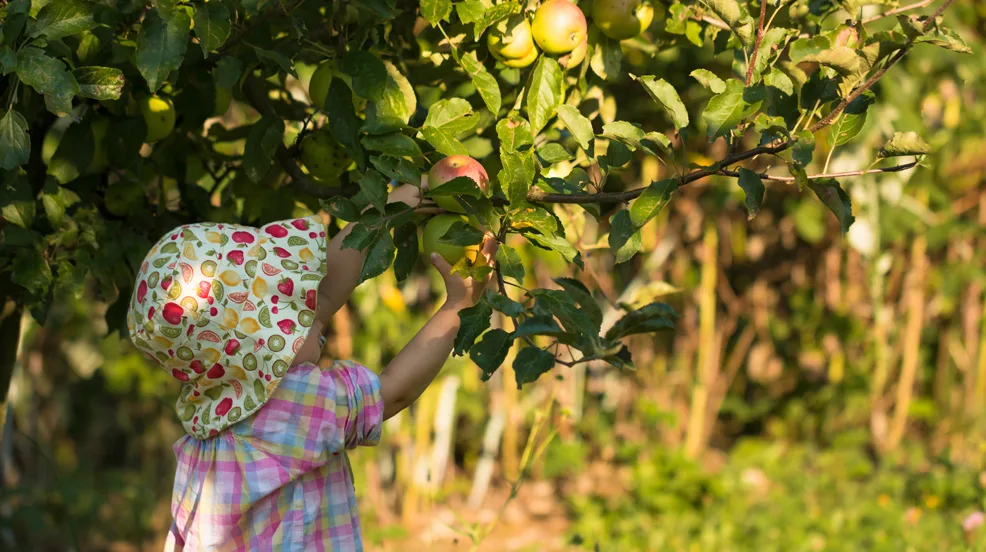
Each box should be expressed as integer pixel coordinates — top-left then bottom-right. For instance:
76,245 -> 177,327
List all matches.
127,217 -> 328,439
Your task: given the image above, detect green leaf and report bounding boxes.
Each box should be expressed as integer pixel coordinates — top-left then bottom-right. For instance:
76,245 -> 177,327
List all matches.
808,178 -> 854,234
510,205 -> 558,236
426,175 -> 483,198
702,79 -> 762,139
514,347 -> 555,387
357,170 -> 389,214
0,110 -> 30,170
342,221 -> 379,251
40,181 -> 75,227
48,120 -> 92,184
243,117 -> 285,182
531,289 -> 599,340
420,127 -> 468,156
0,172 -> 35,227
631,75 -> 690,129
589,31 -> 622,81
251,45 -> 297,78
525,233 -> 582,266
914,23 -> 972,54
393,222 -> 419,282
602,121 -> 645,150
703,0 -> 753,44
15,46 -> 79,114
737,168 -> 765,220
32,0 -> 96,41
526,56 -> 564,135
458,52 -> 501,116
512,315 -> 564,338
496,115 -> 534,152
471,2 -> 521,41
326,78 -> 365,167
454,298 -> 494,355
608,209 -> 633,251
456,0 -> 488,24
878,131 -> 931,158
439,221 -> 485,246
357,230 -> 396,284
788,35 -> 828,63
829,91 -> 874,147
135,7 -> 190,92
604,302 -> 679,340
72,66 -> 124,100
337,52 -> 388,101
791,130 -> 815,167
215,56 -> 244,89
629,179 -> 676,227
352,0 -> 397,19
604,141 -> 632,168
322,197 -> 362,222
748,27 -> 790,83
471,328 -> 512,380
554,277 -> 602,327
424,98 -> 479,134
0,48 -> 16,75
193,0 -> 231,55
800,46 -> 863,76
107,117 -> 147,169
499,149 -> 535,206
690,69 -> 726,93
488,292 -> 525,317
555,105 -> 594,152
12,249 -> 52,297
538,143 -> 572,164
496,245 -> 525,283
420,0 -> 452,26
362,132 -> 422,157
362,61 -> 416,133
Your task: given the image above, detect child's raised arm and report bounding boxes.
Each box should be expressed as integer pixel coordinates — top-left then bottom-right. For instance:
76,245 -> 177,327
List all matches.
315,183 -> 424,324
378,237 -> 498,420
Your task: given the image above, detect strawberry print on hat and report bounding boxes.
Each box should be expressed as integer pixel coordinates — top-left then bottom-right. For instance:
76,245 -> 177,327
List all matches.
127,216 -> 328,439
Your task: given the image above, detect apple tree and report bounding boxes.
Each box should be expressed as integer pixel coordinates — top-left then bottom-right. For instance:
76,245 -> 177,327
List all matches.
0,0 -> 971,401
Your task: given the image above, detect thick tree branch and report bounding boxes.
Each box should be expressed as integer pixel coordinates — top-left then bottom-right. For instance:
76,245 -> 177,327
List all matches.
719,161 -> 919,182
745,0 -> 770,86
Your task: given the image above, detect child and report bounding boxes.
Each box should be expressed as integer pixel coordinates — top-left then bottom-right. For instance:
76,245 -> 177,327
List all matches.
127,183 -> 497,550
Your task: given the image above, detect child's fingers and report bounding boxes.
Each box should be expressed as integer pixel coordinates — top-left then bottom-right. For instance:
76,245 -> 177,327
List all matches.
420,174 -> 430,191
430,252 -> 453,277
480,236 -> 499,266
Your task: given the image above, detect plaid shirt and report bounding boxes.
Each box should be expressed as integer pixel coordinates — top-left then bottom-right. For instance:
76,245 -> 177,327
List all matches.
165,361 -> 384,551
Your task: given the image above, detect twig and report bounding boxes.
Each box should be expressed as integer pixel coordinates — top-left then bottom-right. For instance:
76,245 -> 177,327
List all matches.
718,161 -> 918,182
863,0 -> 936,24
745,0 -> 770,86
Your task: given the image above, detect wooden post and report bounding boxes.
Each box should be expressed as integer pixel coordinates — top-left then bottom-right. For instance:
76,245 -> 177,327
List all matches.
685,222 -> 718,458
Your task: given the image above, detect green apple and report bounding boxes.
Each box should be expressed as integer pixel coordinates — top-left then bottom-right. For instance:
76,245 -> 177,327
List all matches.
88,116 -> 109,173
422,214 -> 482,266
592,0 -> 654,41
532,0 -> 589,55
214,84 -> 233,116
488,16 -> 540,68
308,61 -> 334,110
140,95 -> 176,142
557,35 -> 588,69
428,155 -> 490,213
300,131 -> 352,180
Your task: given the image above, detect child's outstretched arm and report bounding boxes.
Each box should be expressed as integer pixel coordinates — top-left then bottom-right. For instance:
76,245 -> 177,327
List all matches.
378,237 -> 498,420
315,184 -> 424,324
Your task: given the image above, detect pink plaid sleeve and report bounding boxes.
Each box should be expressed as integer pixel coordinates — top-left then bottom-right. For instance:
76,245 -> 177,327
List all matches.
326,360 -> 384,450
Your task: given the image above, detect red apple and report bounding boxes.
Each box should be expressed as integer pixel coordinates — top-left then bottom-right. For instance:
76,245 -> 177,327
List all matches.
172,368 -> 190,381
232,231 -> 255,244
273,247 -> 291,258
207,363 -> 226,378
291,219 -> 309,231
215,397 -> 233,416
428,155 -> 489,213
264,225 -> 289,238
137,280 -> 148,303
162,302 -> 184,325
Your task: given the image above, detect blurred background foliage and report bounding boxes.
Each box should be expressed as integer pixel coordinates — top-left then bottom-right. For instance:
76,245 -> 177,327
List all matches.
3,0 -> 986,550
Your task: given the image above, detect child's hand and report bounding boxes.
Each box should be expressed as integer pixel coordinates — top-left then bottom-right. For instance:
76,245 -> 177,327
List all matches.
388,182 -> 426,208
431,235 -> 498,310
